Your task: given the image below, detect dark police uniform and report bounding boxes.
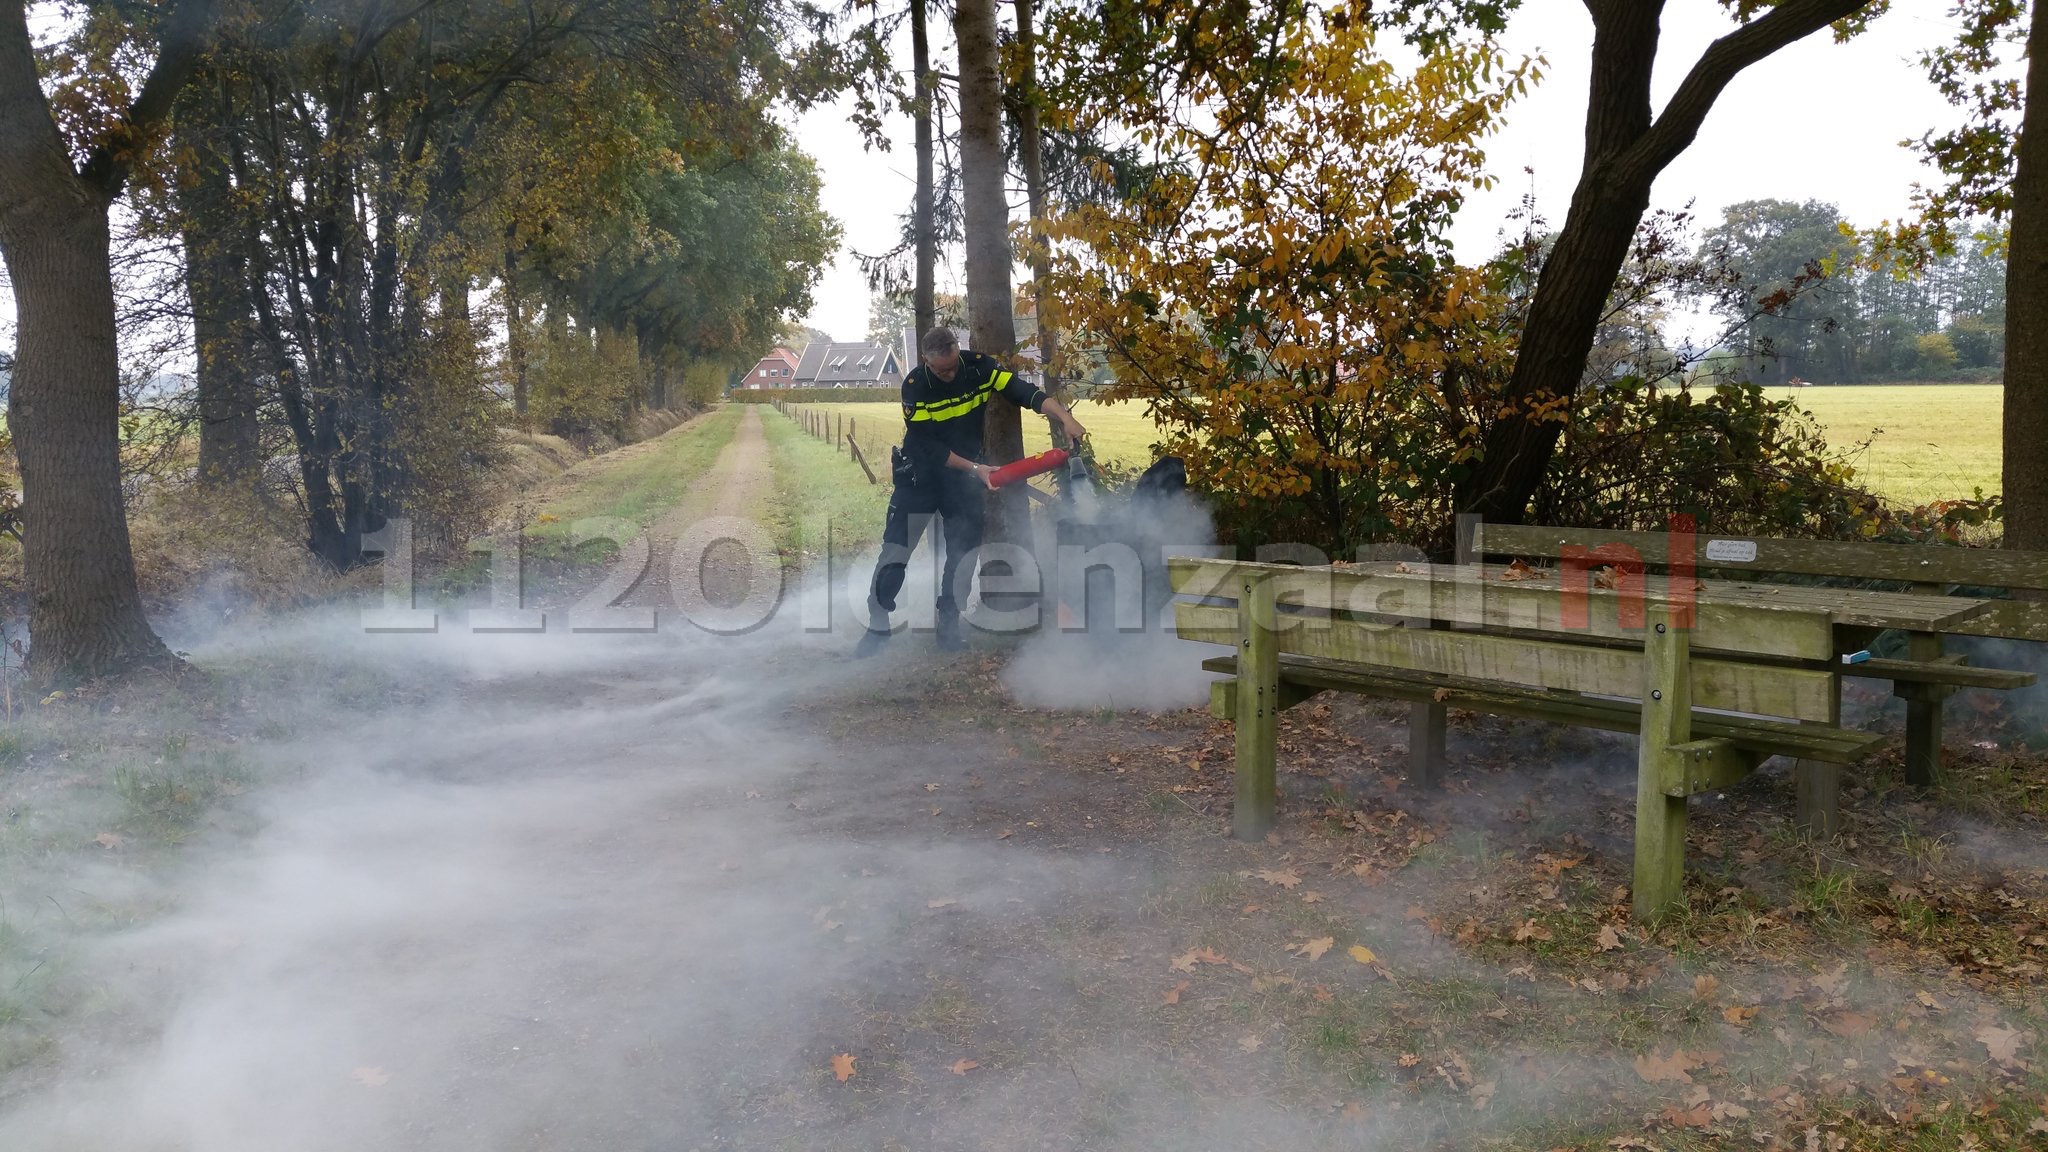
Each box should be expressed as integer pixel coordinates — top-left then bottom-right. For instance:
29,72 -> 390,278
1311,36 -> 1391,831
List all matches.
868,350 -> 1048,621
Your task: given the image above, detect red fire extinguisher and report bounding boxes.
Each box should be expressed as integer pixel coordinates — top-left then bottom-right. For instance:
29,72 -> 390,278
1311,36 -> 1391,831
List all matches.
987,448 -> 1069,488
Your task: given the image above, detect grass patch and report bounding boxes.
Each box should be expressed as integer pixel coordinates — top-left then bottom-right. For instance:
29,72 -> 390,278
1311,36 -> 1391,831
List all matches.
523,407 -> 739,538
1764,383 -> 2001,505
787,398 -> 1168,476
759,403 -> 892,559
794,386 -> 2004,506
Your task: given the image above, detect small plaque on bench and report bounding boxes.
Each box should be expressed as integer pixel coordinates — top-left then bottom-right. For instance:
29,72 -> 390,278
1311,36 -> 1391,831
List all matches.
1704,538 -> 1758,564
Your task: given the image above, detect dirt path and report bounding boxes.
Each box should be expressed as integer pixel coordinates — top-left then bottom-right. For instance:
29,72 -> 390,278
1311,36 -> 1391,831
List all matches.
2,405 -> 2044,1151
622,403 -> 775,614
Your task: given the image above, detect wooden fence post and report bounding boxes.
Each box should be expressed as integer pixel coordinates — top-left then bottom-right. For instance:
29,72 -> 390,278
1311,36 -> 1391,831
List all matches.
1233,573 -> 1279,841
1634,605 -> 1691,922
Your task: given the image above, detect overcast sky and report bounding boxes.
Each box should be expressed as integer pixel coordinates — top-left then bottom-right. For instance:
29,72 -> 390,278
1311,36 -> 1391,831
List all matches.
789,0 -> 1979,343
0,2 -> 1990,356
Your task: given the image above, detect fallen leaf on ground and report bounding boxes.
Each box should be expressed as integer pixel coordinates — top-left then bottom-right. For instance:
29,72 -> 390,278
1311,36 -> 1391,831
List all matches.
1300,891 -> 1324,904
997,829 -> 1013,840
93,832 -> 122,849
1693,974 -> 1720,1001
1238,1034 -> 1262,1053
1722,1005 -> 1759,1026
924,783 -> 939,792
1162,981 -> 1189,1005
1809,962 -> 1849,997
1348,945 -> 1377,965
1595,924 -> 1621,951
949,1059 -> 978,1076
927,898 -> 957,909
1976,1023 -> 2026,1065
1171,947 -> 1229,973
831,1053 -> 856,1082
1820,1011 -> 1875,1038
1634,1048 -> 1703,1084
1291,937 -> 1335,962
1513,919 -> 1553,943
1255,869 -> 1302,889
1471,1079 -> 1497,1109
1398,1053 -> 1420,1067
351,1066 -> 390,1088
1914,990 -> 1942,1011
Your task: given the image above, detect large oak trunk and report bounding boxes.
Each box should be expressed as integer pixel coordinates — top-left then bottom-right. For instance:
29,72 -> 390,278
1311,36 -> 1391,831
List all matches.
4,213 -> 176,680
910,0 -> 937,336
2005,0 -> 2048,552
956,0 -> 1027,545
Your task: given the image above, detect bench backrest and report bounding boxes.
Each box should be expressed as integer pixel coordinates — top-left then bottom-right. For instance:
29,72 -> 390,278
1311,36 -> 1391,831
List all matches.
1169,558 -> 1841,723
1471,524 -> 2048,641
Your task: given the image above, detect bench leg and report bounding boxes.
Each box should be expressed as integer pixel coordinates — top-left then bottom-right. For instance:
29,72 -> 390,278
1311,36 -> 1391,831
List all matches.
1634,769 -> 1688,924
1633,611 -> 1690,922
1794,760 -> 1842,838
1902,631 -> 1944,788
1408,700 -> 1445,788
1233,576 -> 1279,840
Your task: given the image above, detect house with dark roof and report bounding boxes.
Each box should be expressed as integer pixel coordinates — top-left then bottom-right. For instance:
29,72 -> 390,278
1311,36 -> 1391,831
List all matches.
793,342 -> 905,388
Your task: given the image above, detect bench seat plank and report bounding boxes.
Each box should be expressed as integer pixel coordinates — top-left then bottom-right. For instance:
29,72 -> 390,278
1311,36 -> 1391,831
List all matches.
1854,656 -> 2038,690
1200,654 -> 1882,765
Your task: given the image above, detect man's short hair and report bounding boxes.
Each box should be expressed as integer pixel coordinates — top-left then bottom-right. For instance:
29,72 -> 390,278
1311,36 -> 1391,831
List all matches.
920,327 -> 959,356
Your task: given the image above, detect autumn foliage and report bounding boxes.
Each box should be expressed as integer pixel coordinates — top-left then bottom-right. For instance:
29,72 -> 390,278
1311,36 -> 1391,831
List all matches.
1039,14 -> 1534,552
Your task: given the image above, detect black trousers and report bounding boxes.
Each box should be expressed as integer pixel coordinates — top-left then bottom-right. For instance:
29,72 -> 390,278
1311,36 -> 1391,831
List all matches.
869,468 -> 985,620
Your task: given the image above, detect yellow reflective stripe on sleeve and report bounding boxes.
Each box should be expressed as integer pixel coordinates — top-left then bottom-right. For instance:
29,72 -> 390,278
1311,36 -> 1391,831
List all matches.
905,372 -> 1000,422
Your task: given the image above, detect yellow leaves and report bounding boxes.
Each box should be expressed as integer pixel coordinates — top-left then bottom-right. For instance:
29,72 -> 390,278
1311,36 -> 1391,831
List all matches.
1347,944 -> 1377,965
1291,937 -> 1335,962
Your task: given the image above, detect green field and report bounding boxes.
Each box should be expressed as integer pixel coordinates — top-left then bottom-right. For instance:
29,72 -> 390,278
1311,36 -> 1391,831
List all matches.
793,399 -> 1167,475
1765,384 -> 2003,506
793,385 -> 2004,508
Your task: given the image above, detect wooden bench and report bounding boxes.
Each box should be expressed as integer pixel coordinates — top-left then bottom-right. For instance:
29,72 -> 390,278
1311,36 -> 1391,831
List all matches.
1471,525 -> 2045,809
1171,558 -> 1896,920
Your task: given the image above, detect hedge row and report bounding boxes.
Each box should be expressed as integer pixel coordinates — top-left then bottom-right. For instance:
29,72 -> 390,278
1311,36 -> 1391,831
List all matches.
728,387 -> 898,404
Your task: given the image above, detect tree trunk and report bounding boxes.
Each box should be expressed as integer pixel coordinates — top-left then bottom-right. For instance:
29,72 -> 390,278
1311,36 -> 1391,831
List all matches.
2,216 -> 177,680
0,0 -> 181,682
181,75 -> 261,487
956,0 -> 1026,544
1453,0 -> 1875,525
2004,0 -> 2048,552
911,0 -> 937,337
1013,0 -> 1063,439
505,241 -> 529,420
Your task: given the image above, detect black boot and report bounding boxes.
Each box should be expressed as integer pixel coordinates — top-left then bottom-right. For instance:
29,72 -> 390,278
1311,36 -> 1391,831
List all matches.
854,601 -> 892,658
853,627 -> 891,658
935,604 -> 966,652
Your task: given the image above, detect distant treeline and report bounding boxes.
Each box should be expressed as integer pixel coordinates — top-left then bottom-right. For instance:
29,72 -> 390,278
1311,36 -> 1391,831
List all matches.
1691,199 -> 2004,386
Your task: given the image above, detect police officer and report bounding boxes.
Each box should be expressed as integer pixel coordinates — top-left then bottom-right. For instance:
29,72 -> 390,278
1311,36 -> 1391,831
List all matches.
856,327 -> 1087,655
